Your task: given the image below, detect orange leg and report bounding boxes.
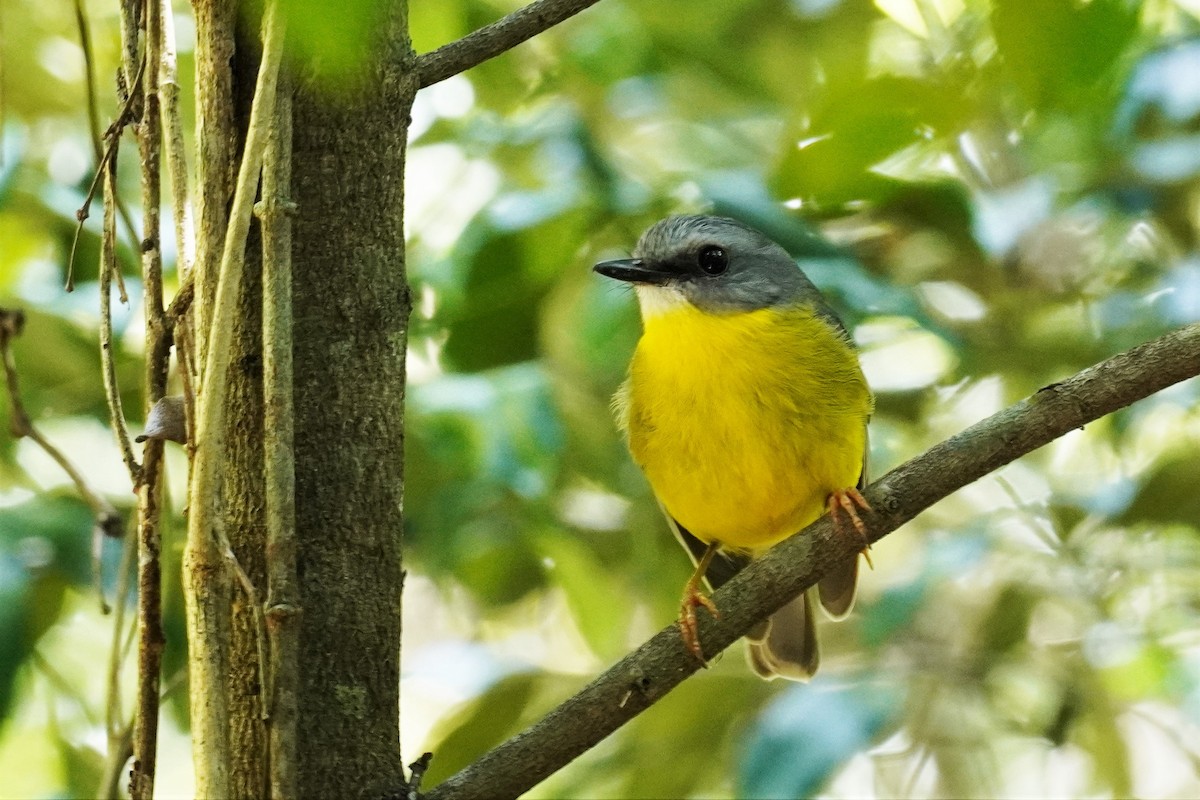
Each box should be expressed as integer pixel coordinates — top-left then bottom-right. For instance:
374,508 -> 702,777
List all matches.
679,541 -> 720,665
827,487 -> 875,569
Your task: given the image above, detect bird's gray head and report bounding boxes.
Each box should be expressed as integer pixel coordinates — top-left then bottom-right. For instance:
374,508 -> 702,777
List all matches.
594,215 -> 830,318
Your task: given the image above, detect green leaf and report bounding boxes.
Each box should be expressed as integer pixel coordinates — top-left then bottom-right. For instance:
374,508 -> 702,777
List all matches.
0,495 -> 95,719
992,0 -> 1138,111
423,672 -> 542,788
1073,667 -> 1132,797
771,77 -> 970,209
739,679 -> 898,799
442,210 -> 590,373
537,533 -> 632,657
1118,451 -> 1200,526
0,552 -> 31,720
974,584 -> 1037,665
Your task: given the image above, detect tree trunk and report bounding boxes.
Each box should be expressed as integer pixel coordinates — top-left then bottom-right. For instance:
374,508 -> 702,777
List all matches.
186,1 -> 414,795
289,3 -> 414,795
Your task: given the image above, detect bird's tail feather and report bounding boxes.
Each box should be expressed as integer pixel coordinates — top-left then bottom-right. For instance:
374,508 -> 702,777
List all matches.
746,589 -> 820,681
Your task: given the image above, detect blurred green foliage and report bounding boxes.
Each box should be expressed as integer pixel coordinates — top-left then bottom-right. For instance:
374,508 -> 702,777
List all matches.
3,0 -> 1200,797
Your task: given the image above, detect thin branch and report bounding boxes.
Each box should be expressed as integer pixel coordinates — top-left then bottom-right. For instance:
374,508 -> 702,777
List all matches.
158,0 -> 195,278
118,0 -> 140,94
405,753 -> 433,800
1,307 -> 121,612
256,64 -> 300,800
30,650 -> 100,727
174,319 -> 196,450
100,157 -> 141,481
73,0 -> 102,158
0,308 -> 122,536
74,0 -> 138,302
419,321 -> 1200,800
129,0 -> 170,791
99,527 -> 138,800
184,2 -> 286,794
66,53 -> 146,295
414,0 -> 602,89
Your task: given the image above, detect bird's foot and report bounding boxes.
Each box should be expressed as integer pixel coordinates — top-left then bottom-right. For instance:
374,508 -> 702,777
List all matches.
679,584 -> 720,666
828,487 -> 874,569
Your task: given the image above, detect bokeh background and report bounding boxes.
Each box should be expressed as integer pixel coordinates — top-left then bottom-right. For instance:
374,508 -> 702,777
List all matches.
3,0 -> 1200,796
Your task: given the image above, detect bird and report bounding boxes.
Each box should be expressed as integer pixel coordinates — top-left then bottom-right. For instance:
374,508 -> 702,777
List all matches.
594,214 -> 873,680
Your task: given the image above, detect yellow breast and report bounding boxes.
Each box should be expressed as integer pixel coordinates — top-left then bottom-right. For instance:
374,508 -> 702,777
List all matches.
619,302 -> 871,552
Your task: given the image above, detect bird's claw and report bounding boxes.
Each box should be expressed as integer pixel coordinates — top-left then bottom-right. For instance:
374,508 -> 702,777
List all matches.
679,586 -> 720,665
828,487 -> 875,569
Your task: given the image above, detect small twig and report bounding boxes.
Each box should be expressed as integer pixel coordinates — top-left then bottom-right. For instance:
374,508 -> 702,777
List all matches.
174,322 -> 197,453
0,308 -> 122,538
117,0 -> 139,88
158,0 -> 195,278
100,157 -> 142,481
74,0 -> 138,302
66,53 -> 147,294
1,305 -> 120,616
73,0 -> 103,157
414,0 -> 602,89
107,528 -> 138,736
30,650 -> 100,727
100,724 -> 135,800
406,753 -> 433,800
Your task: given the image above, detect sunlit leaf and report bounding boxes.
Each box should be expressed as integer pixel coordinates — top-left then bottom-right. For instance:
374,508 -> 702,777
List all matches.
424,672 -> 558,788
739,679 -> 898,799
993,0 -> 1138,111
1118,451 -> 1200,526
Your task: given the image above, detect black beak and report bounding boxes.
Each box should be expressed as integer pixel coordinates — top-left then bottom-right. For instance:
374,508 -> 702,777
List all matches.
593,258 -> 674,286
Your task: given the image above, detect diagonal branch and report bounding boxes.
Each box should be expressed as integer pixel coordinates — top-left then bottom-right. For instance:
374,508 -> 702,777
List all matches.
0,308 -> 124,612
418,321 -> 1200,800
414,0 -> 603,89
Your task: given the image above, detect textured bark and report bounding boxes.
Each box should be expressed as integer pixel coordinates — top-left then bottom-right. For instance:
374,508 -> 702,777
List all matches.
188,3 -> 260,795
188,0 -> 413,787
289,4 -> 415,796
224,216 -> 268,798
191,0 -> 239,356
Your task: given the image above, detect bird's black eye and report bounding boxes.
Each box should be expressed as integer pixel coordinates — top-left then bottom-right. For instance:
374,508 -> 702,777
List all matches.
697,245 -> 728,275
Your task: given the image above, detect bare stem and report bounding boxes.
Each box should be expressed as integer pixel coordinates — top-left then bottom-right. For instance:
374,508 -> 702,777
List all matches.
74,0 -> 138,301
66,54 -> 146,294
159,0 -> 195,278
129,0 -> 171,791
100,159 -> 141,482
414,0 -> 602,89
257,64 -> 300,800
184,2 -> 286,794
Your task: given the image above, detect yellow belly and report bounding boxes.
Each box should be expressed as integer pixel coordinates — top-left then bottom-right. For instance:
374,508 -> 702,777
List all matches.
620,303 -> 871,552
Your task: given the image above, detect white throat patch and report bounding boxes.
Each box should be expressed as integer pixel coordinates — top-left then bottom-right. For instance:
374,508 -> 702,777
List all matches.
635,285 -> 689,319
